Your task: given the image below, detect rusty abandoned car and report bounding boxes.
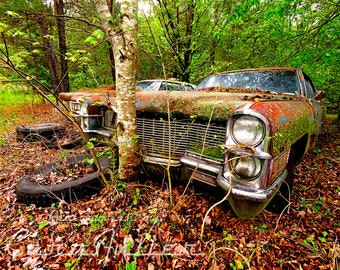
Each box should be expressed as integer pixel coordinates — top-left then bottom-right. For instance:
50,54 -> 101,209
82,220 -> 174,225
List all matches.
47,68 -> 325,218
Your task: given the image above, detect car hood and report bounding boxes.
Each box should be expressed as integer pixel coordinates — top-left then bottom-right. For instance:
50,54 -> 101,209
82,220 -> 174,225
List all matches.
60,90 -> 300,122
133,90 -> 298,122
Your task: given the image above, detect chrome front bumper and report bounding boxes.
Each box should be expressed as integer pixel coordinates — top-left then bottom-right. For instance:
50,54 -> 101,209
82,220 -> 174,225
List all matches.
216,169 -> 288,202
180,152 -> 288,218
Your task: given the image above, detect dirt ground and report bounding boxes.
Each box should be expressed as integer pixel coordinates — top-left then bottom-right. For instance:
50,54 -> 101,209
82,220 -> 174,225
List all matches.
0,103 -> 339,269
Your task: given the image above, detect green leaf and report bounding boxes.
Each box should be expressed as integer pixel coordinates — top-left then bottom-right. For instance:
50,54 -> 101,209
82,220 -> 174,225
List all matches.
86,141 -> 94,149
92,29 -> 105,40
38,221 -> 49,230
59,152 -> 68,159
0,22 -> 9,32
84,36 -> 97,45
5,11 -> 21,18
145,232 -> 152,241
96,150 -> 104,158
125,261 -> 137,270
235,259 -> 244,269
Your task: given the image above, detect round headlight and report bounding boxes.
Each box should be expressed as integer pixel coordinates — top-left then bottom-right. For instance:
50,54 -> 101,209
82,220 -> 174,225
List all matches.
231,115 -> 265,146
230,155 -> 262,180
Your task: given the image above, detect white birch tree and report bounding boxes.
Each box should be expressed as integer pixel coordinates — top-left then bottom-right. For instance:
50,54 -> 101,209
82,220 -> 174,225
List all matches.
95,0 -> 141,181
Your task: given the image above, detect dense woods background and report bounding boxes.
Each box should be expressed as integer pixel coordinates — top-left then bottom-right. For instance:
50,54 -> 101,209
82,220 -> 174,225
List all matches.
0,0 -> 339,117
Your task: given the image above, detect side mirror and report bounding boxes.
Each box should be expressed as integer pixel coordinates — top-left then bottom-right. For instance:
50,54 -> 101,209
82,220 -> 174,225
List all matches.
314,90 -> 325,101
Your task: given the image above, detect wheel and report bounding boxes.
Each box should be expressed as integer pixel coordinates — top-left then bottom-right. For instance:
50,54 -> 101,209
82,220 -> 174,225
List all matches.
16,123 -> 65,142
16,154 -> 111,207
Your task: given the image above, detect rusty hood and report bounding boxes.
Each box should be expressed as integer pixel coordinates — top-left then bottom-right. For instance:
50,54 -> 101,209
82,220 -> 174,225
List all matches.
134,90 -> 299,122
60,89 -> 300,122
134,91 -> 250,121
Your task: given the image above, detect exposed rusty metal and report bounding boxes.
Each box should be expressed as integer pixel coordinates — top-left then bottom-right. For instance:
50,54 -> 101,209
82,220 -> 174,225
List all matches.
250,100 -> 316,155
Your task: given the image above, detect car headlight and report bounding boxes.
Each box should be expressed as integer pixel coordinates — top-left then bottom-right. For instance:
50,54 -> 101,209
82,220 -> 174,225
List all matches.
231,115 -> 265,146
229,155 -> 262,180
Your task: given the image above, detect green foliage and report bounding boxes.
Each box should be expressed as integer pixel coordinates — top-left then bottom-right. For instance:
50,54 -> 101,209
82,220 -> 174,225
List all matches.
303,236 -> 318,252
230,260 -> 244,270
89,214 -> 107,231
0,138 -> 8,146
120,261 -> 137,270
0,85 -> 42,136
131,188 -> 141,207
64,259 -> 80,270
192,145 -> 224,160
83,157 -> 95,166
59,153 -> 69,160
38,221 -> 49,230
223,231 -> 233,245
117,181 -> 127,191
86,141 -> 95,149
0,0 -> 338,117
85,29 -> 105,45
0,85 -> 37,107
138,0 -> 340,115
251,224 -> 268,233
0,0 -> 113,92
318,231 -> 328,243
312,147 -> 324,153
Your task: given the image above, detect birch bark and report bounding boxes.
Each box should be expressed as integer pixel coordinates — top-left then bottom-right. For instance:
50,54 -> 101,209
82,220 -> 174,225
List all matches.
95,0 -> 141,180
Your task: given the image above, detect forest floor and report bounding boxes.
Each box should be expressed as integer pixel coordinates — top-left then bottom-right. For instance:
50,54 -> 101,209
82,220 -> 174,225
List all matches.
0,103 -> 339,269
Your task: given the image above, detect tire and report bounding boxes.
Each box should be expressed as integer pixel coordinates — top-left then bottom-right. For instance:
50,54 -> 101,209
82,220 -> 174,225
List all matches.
59,137 -> 83,149
44,133 -> 84,150
16,154 -> 111,207
266,148 -> 295,213
16,123 -> 65,142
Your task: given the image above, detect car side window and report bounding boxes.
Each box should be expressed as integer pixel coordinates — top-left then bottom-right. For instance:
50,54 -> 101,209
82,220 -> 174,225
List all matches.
305,77 -> 316,99
161,82 -> 183,91
185,85 -> 195,91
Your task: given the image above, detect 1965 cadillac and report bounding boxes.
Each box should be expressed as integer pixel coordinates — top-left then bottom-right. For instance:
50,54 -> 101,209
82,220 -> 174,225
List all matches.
59,68 -> 326,218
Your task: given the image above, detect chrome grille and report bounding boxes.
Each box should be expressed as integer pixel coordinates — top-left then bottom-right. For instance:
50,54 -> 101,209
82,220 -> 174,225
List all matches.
103,110 -> 115,128
137,118 -> 226,160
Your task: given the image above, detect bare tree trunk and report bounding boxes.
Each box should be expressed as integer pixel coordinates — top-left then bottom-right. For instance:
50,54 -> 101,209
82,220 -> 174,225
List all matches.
108,42 -> 116,84
54,0 -> 70,93
106,0 -> 116,83
337,95 -> 340,128
96,0 -> 141,181
37,15 -> 61,94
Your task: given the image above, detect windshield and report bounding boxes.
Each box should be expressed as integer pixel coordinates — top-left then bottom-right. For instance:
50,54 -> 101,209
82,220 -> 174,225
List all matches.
196,70 -> 300,94
136,81 -> 162,91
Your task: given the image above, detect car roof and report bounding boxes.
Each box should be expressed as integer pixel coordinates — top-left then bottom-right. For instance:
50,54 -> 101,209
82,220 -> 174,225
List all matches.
218,67 -> 300,75
137,79 -> 195,87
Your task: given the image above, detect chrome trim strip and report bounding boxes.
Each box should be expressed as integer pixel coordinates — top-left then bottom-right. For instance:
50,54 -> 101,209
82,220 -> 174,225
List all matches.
144,156 -> 182,166
84,129 -> 113,137
180,155 -> 222,174
216,169 -> 288,202
226,147 -> 272,159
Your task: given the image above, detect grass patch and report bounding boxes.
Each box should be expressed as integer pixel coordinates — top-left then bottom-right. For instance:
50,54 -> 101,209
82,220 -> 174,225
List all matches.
0,83 -> 51,137
0,83 -> 39,107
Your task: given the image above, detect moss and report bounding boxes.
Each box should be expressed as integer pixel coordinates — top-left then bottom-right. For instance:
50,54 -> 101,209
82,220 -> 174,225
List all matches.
191,145 -> 224,160
272,116 -> 314,155
167,98 -> 233,122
